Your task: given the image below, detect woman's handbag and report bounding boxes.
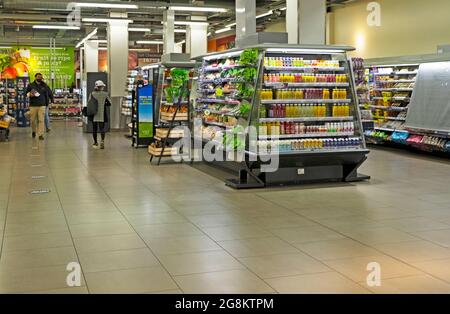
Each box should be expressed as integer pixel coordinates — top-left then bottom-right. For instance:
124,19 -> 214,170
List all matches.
87,95 -> 98,116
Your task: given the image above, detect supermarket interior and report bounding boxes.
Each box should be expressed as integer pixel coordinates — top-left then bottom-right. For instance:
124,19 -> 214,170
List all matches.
1,0 -> 450,296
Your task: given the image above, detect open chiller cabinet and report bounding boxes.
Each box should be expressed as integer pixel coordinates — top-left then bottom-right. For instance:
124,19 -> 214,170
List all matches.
149,61 -> 195,163
192,45 -> 370,189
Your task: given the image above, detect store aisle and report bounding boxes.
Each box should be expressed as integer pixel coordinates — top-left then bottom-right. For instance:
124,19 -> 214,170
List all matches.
1,122 -> 450,294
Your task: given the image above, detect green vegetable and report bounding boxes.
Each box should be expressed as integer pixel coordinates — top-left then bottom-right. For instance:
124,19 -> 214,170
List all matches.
223,126 -> 245,150
239,48 -> 259,66
239,101 -> 251,118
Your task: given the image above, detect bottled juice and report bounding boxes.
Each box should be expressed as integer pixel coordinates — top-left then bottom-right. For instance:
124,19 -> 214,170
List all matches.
323,89 -> 330,99
259,123 -> 267,136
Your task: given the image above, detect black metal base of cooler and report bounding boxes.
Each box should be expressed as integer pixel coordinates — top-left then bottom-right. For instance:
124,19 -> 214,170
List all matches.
223,150 -> 370,189
258,150 -> 370,188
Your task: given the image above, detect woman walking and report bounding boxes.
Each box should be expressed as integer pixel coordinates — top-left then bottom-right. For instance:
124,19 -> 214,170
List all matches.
89,80 -> 111,149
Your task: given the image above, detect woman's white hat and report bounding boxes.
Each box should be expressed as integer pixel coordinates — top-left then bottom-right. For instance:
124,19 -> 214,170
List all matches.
95,80 -> 106,87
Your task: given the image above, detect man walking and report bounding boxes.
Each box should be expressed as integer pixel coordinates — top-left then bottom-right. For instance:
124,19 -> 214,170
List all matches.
26,73 -> 53,140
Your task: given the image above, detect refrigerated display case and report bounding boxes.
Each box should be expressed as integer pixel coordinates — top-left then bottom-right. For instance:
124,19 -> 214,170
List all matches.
191,44 -> 370,189
146,61 -> 194,162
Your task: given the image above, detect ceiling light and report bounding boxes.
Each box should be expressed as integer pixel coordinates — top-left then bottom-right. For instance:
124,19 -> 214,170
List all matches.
0,46 -> 12,49
174,29 -> 186,33
98,47 -> 108,50
136,40 -> 163,45
82,18 -> 133,23
129,48 -> 151,52
203,50 -> 243,61
33,25 -> 80,30
91,40 -> 107,43
129,27 -> 151,32
31,47 -> 66,50
174,21 -> 209,26
75,3 -> 138,9
215,27 -> 231,34
280,7 -> 287,11
225,22 -> 236,28
256,10 -> 273,19
169,6 -> 227,13
266,48 -> 345,54
176,40 -> 186,45
75,28 -> 97,48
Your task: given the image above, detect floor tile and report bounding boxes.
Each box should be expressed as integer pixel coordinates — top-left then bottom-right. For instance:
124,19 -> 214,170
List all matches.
69,221 -> 135,238
136,223 -> 203,239
266,272 -> 370,294
174,269 -> 275,294
218,237 -> 299,258
85,267 -> 178,294
294,239 -> 379,261
0,266 -> 86,293
200,224 -> 272,241
159,250 -> 244,276
239,252 -> 331,279
270,225 -> 345,244
0,246 -> 78,270
2,232 -> 73,252
144,235 -> 221,255
412,258 -> 450,282
413,229 -> 450,248
323,254 -> 423,283
125,212 -> 187,226
73,233 -> 146,254
373,241 -> 450,263
79,248 -> 160,273
363,274 -> 450,294
66,211 -> 126,225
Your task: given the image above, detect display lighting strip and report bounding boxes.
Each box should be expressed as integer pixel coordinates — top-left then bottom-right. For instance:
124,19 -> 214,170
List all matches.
174,21 -> 209,26
223,9 -> 274,30
142,64 -> 160,70
129,27 -> 151,32
82,18 -> 134,23
33,25 -> 80,30
266,48 -> 346,54
136,40 -> 163,45
75,2 -> 138,9
215,27 -> 231,34
373,63 -> 420,68
75,28 -> 97,48
203,50 -> 244,61
169,5 -> 227,13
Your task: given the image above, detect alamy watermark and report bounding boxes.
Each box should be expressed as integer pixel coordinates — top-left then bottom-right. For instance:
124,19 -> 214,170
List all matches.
169,117 -> 280,173
367,2 -> 381,27
66,3 -> 81,27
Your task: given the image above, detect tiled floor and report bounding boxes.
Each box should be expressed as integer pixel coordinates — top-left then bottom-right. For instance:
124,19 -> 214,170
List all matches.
1,121 -> 450,294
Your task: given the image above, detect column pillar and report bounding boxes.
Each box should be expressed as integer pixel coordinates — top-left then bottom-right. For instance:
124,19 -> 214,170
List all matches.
286,0 -> 326,45
286,0 -> 299,44
187,16 -> 207,58
107,18 -> 130,129
298,0 -> 326,45
163,9 -> 175,55
84,40 -> 98,72
235,0 -> 256,48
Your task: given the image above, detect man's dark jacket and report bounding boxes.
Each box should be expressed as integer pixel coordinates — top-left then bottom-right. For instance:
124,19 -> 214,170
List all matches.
26,81 -> 54,107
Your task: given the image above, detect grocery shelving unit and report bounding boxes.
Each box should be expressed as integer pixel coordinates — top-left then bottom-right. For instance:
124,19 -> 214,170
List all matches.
51,90 -> 81,120
363,61 -> 450,155
350,57 -> 373,132
147,62 -> 194,162
122,69 -> 138,118
368,64 -> 417,131
192,44 -> 370,189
